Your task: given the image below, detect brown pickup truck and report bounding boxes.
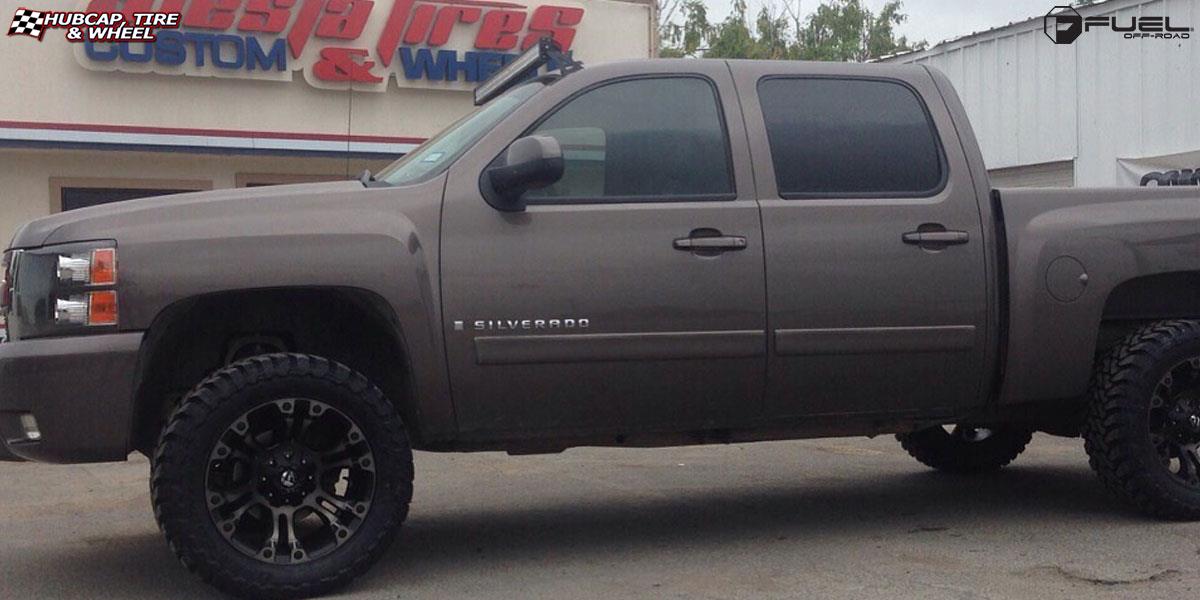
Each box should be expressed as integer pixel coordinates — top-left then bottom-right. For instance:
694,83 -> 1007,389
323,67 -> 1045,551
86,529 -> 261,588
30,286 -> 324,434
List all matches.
2,41 -> 1200,598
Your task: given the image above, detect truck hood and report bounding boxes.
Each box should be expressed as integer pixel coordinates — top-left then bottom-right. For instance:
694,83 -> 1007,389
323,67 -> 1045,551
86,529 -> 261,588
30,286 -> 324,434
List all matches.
8,180 -> 368,249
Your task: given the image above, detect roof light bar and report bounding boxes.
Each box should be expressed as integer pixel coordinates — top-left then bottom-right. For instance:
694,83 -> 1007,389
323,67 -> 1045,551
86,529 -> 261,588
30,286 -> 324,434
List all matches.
473,36 -> 581,106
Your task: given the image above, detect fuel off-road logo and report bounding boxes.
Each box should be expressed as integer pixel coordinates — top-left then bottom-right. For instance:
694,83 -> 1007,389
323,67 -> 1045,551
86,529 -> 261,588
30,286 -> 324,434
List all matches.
1044,5 -> 1192,44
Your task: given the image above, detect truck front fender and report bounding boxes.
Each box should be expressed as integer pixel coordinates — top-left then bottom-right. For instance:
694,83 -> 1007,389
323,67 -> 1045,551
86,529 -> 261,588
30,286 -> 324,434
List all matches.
37,177 -> 454,441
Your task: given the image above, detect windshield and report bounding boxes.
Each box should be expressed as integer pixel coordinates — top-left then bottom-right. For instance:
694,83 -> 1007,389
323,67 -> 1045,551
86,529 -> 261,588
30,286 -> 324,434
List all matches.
377,82 -> 543,186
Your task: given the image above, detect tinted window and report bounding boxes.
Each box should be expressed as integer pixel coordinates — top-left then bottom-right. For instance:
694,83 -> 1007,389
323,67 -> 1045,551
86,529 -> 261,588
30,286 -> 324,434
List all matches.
525,77 -> 733,201
758,78 -> 944,197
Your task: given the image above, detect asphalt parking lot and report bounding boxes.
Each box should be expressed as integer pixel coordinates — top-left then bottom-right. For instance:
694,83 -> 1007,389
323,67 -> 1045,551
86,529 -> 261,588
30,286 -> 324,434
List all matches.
0,435 -> 1197,599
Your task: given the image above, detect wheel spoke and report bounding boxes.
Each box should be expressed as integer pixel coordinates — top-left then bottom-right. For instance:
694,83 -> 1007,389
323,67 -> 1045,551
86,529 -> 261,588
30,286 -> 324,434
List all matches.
1182,444 -> 1200,480
302,496 -> 358,544
289,399 -> 310,442
211,440 -> 246,462
320,436 -> 371,471
214,492 -> 259,526
321,455 -> 373,473
262,508 -> 307,563
317,492 -> 361,515
221,432 -> 260,458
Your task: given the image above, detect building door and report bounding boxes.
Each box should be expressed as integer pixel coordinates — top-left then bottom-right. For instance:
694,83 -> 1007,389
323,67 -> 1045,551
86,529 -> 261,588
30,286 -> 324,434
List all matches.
739,72 -> 991,418
439,69 -> 768,439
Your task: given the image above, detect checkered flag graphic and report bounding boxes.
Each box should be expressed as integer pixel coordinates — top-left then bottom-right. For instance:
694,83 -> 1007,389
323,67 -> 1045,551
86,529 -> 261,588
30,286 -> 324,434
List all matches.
9,8 -> 46,40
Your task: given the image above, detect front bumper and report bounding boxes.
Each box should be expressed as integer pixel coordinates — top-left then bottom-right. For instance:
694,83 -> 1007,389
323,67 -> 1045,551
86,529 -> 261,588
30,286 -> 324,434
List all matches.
0,332 -> 143,463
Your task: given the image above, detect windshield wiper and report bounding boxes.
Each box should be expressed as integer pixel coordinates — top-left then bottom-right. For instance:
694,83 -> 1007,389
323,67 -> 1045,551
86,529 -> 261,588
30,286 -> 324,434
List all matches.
473,36 -> 582,106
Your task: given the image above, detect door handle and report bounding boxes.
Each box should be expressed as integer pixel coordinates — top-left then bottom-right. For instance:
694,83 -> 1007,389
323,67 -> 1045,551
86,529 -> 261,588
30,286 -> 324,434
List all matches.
902,225 -> 969,250
673,236 -> 748,251
902,231 -> 969,245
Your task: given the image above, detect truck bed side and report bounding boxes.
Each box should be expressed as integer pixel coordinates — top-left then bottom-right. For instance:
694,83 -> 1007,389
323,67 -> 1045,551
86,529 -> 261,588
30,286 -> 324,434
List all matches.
997,186 -> 1200,403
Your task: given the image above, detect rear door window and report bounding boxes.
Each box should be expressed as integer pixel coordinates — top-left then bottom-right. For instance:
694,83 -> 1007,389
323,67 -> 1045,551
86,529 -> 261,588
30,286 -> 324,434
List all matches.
758,78 -> 945,198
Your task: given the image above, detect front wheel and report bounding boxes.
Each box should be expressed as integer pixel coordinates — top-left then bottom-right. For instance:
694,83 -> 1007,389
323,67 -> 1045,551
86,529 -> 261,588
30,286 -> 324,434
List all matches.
897,424 -> 1032,473
1084,320 -> 1200,520
151,353 -> 413,599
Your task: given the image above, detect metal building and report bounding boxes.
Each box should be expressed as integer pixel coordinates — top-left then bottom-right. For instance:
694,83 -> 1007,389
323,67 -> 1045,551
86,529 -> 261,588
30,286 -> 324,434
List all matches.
882,0 -> 1200,188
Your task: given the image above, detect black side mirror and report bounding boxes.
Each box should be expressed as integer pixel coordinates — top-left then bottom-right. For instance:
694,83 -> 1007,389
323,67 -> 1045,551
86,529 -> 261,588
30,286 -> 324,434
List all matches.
481,135 -> 564,212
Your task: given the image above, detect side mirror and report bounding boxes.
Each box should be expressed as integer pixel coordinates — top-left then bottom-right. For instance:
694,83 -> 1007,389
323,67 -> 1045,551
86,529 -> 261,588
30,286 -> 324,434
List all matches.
482,135 -> 564,212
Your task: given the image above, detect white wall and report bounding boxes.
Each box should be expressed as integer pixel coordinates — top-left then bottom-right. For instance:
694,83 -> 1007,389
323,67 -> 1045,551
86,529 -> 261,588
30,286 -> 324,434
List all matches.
884,0 -> 1200,186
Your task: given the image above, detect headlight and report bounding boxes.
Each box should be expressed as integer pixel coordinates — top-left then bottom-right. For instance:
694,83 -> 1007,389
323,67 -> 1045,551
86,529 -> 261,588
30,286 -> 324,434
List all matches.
57,248 -> 116,286
6,241 -> 119,339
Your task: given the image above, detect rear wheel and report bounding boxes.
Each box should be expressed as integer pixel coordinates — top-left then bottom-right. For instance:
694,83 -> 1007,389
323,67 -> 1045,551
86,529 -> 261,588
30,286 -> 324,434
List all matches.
151,353 -> 413,599
1084,320 -> 1200,519
897,424 -> 1032,473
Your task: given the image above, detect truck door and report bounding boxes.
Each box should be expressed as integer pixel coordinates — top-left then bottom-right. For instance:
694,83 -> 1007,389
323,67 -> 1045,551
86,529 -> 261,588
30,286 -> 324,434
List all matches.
734,66 -> 990,418
439,64 -> 767,439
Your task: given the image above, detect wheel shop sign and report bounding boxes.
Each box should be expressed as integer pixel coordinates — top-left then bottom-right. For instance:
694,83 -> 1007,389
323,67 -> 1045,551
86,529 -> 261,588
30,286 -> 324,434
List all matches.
1119,150 -> 1200,187
20,0 -> 586,91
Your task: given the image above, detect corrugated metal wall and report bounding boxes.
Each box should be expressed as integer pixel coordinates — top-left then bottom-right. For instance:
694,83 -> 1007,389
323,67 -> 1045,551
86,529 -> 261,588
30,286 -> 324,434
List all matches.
884,0 -> 1200,186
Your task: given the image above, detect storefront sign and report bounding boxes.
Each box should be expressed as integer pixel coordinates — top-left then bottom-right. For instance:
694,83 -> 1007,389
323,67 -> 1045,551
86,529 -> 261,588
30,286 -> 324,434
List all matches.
1118,149 -> 1200,186
68,0 -> 584,91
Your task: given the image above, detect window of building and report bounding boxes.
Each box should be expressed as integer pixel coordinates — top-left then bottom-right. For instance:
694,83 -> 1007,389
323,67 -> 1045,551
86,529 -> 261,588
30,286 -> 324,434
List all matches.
50,178 -> 212,212
757,78 -> 945,198
522,76 -> 734,202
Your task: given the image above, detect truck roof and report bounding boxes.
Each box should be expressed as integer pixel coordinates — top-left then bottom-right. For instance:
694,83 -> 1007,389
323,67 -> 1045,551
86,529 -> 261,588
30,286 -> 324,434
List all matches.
582,57 -> 934,80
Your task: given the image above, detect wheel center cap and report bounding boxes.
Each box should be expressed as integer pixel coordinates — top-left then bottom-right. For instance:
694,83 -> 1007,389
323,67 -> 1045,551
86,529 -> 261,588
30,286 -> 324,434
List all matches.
279,469 -> 298,489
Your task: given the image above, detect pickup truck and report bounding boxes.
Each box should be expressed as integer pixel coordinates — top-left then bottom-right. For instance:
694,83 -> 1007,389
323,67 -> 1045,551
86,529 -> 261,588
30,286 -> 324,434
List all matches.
3,42 -> 1200,598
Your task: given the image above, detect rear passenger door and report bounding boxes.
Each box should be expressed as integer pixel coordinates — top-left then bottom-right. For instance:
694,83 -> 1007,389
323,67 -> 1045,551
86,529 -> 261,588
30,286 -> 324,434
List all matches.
735,67 -> 990,418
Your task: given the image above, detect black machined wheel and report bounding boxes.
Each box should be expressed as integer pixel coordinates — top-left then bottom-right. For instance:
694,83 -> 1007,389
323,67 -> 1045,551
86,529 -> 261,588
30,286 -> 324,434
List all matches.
897,423 -> 1032,473
1146,356 -> 1200,488
153,354 -> 413,599
1085,320 -> 1200,519
206,398 -> 376,565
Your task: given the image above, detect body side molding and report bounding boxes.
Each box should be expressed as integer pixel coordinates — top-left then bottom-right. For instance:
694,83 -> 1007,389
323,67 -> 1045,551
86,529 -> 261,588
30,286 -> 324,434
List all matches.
774,325 -> 977,356
474,330 -> 766,365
